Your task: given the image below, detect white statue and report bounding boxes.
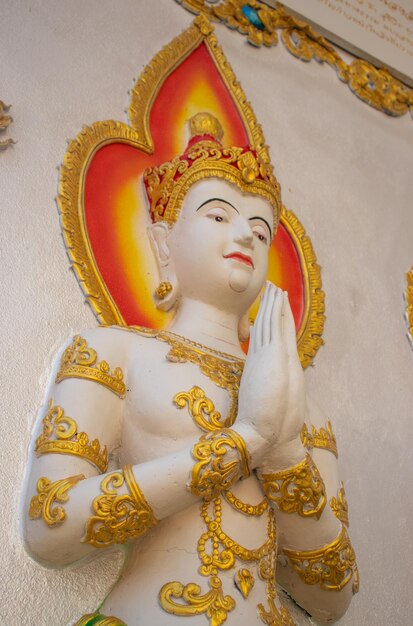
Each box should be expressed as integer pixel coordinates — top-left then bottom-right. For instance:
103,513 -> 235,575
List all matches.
21,113 -> 357,626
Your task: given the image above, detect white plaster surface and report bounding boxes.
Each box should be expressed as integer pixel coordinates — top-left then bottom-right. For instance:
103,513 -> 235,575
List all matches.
1,1 -> 412,624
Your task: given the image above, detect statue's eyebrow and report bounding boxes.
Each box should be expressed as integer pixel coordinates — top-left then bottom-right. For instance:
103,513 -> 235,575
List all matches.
249,216 -> 273,239
196,198 -> 239,213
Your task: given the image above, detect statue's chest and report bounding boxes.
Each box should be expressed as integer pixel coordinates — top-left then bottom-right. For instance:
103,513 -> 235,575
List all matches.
122,340 -> 243,463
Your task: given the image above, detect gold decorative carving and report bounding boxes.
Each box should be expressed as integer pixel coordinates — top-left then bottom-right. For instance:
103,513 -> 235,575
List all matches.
56,335 -> 126,398
0,100 -> 14,150
35,400 -> 108,473
159,331 -> 244,426
259,454 -> 326,519
300,420 -> 338,458
283,525 -> 358,592
406,267 -> 413,346
58,15 -> 325,368
176,1 -> 413,119
159,576 -> 236,626
84,465 -> 158,548
330,482 -> 349,528
174,386 -> 229,431
234,568 -> 254,598
29,474 -> 85,527
190,429 -> 251,501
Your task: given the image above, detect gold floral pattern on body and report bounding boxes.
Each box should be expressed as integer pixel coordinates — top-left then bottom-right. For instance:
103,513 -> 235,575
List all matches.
283,525 -> 358,592
35,400 -> 108,473
157,330 -> 244,426
29,474 -> 85,527
85,465 -> 157,547
259,454 -> 326,519
330,482 -> 350,527
300,420 -> 338,458
56,335 -> 126,398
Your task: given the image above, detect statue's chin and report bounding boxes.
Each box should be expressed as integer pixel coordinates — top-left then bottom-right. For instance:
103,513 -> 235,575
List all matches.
228,268 -> 251,293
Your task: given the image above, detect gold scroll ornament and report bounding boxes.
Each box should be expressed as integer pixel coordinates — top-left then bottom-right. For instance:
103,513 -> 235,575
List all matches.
35,400 -> 108,473
58,15 -> 325,369
176,0 -> 413,119
330,482 -> 350,528
29,474 -> 85,527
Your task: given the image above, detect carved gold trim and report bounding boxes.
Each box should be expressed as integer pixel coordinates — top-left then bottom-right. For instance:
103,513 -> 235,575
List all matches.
259,454 -> 326,519
174,385 -> 230,431
300,420 -> 338,458
56,335 -> 126,398
176,1 -> 413,119
35,400 -> 108,473
29,474 -> 85,527
406,267 -> 413,346
58,15 -> 325,368
330,482 -> 349,528
234,568 -> 254,599
0,100 -> 14,151
189,429 -> 251,501
283,525 -> 358,592
84,465 -> 158,547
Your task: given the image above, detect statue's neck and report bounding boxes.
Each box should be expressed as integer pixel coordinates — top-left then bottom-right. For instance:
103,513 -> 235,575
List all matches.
168,297 -> 246,359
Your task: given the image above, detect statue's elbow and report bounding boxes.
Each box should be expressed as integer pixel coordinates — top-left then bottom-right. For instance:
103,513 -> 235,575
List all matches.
304,585 -> 355,624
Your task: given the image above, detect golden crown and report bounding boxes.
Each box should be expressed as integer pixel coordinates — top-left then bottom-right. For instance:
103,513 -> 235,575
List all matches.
143,112 -> 281,230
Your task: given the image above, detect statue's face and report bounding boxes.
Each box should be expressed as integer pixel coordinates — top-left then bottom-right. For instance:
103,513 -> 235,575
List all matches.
167,178 -> 274,313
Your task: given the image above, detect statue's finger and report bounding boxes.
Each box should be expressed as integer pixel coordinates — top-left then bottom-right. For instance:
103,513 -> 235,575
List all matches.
253,282 -> 270,351
262,283 -> 276,346
283,293 -> 298,359
270,288 -> 284,343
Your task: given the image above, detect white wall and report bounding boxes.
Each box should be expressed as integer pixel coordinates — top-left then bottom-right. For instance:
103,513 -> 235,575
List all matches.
1,1 -> 412,624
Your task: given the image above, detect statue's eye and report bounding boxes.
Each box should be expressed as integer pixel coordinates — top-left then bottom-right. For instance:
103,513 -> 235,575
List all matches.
206,207 -> 228,222
215,215 -> 223,222
252,225 -> 269,245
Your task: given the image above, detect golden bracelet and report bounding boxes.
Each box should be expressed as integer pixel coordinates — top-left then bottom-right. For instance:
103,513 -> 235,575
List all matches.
29,473 -> 85,527
84,464 -> 158,548
283,525 -> 359,593
259,453 -> 326,519
189,428 -> 251,501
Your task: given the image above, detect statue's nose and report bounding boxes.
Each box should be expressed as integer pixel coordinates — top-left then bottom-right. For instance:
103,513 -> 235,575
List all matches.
233,218 -> 253,246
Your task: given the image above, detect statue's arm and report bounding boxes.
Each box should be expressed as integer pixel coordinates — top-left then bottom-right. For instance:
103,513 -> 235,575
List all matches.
21,328 -> 267,568
256,397 -> 357,623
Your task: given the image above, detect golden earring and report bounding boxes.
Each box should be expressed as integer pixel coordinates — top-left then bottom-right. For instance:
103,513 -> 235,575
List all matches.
155,281 -> 172,300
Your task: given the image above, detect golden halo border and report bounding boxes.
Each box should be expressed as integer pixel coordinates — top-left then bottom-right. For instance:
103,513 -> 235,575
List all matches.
57,15 -> 325,368
405,267 -> 413,348
175,0 -> 413,120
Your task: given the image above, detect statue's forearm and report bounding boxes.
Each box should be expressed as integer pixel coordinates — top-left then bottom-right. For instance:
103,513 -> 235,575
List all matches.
23,422 -> 267,567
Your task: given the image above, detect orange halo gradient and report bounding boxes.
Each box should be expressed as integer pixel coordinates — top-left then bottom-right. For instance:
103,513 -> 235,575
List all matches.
83,42 -> 304,339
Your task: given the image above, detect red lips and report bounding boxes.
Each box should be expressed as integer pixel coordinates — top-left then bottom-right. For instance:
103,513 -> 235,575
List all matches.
223,252 -> 254,268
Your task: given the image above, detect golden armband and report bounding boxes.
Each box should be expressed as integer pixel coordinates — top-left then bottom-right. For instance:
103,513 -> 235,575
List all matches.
300,420 -> 338,458
189,428 -> 251,501
84,464 -> 158,548
283,525 -> 359,593
56,335 -> 126,398
29,474 -> 85,527
259,453 -> 326,519
35,400 -> 108,473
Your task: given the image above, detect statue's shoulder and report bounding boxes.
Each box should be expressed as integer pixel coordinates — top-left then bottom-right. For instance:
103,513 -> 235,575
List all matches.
62,325 -> 158,369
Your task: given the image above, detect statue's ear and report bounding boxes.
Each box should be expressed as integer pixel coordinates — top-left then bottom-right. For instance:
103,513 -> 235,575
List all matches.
148,221 -> 171,268
147,221 -> 180,312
